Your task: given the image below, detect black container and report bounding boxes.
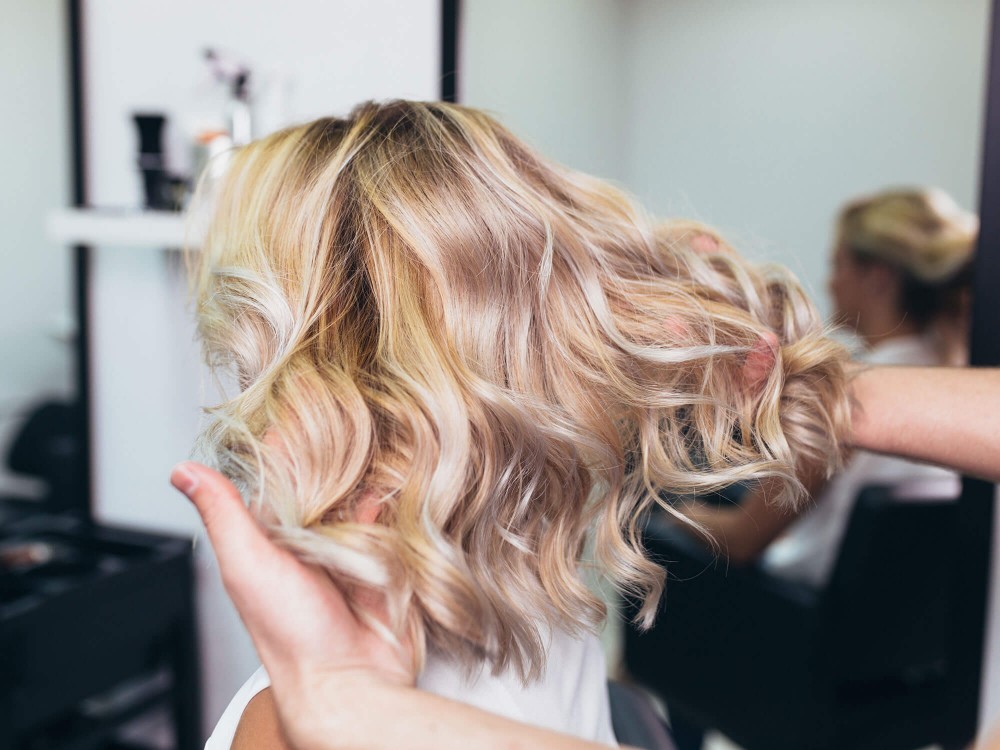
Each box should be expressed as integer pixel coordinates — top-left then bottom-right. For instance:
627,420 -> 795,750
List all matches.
132,113 -> 172,210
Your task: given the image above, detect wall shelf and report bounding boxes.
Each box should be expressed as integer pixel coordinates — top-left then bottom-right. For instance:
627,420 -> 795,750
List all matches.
47,208 -> 190,248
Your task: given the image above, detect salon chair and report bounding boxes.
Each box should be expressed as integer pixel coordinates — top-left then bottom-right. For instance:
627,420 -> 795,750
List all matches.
608,680 -> 676,750
623,486 -> 959,750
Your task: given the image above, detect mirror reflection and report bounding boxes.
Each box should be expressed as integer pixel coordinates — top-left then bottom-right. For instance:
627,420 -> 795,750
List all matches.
463,2 -> 989,748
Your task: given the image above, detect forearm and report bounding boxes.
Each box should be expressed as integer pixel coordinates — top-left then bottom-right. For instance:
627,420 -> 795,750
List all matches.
283,675 -> 620,750
850,366 -> 1000,482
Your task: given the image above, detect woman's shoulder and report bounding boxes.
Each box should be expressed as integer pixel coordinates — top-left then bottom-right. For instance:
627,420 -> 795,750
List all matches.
230,688 -> 287,750
205,667 -> 272,750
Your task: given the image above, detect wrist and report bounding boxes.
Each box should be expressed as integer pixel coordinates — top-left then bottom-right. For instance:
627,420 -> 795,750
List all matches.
273,669 -> 393,750
846,363 -> 882,453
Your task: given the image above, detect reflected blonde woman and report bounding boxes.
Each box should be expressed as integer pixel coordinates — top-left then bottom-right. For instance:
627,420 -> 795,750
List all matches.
678,186 -> 977,583
189,100 -> 851,748
832,188 -> 976,366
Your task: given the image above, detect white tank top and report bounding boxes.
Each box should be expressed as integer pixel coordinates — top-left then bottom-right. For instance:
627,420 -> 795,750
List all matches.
204,628 -> 618,748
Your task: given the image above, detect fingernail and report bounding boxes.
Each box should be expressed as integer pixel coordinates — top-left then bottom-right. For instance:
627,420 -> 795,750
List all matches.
171,462 -> 199,495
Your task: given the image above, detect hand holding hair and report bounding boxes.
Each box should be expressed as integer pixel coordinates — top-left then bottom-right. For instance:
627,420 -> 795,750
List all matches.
171,461 -> 635,750
170,461 -> 414,749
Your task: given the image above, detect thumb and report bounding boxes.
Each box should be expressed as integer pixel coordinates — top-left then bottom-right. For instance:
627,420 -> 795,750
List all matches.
170,461 -> 276,601
743,330 -> 779,391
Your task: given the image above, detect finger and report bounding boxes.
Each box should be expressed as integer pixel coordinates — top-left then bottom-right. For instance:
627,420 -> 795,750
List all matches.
689,232 -> 722,255
742,331 -> 779,390
170,461 -> 318,661
170,461 -> 278,598
170,461 -> 355,631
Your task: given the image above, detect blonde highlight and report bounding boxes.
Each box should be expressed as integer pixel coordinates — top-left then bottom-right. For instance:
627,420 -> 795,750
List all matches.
188,100 -> 851,681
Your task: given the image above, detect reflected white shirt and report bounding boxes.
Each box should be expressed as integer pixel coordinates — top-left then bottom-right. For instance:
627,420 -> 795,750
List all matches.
760,335 -> 959,587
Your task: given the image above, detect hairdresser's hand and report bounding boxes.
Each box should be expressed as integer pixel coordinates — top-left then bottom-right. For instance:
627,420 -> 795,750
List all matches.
170,461 -> 414,748
679,227 -> 780,388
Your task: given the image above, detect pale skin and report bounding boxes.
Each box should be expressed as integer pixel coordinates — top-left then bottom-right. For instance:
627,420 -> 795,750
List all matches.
849,365 -> 1000,482
170,362 -> 1000,750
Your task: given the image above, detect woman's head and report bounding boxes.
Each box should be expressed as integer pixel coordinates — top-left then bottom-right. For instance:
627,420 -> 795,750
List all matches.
828,188 -> 977,341
190,100 -> 851,680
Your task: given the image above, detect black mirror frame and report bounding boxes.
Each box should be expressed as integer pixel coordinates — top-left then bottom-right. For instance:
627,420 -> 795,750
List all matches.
952,0 -> 1000,742
66,0 -> 91,521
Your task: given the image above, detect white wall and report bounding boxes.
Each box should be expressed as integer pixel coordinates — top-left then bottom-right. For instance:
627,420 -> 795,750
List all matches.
0,0 -> 73,498
623,0 -> 989,314
82,0 -> 440,737
460,0 -> 628,182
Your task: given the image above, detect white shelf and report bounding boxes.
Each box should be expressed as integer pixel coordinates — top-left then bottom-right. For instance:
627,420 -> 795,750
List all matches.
47,208 -> 192,248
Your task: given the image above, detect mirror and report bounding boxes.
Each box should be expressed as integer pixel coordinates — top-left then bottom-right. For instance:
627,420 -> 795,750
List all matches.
0,0 -> 76,505
461,1 -> 991,747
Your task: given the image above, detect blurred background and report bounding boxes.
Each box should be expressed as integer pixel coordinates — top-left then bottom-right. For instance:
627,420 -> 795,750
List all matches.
1,1 -> 997,748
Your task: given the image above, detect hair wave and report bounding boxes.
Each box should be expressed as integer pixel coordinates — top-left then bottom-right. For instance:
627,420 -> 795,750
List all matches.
188,100 -> 852,681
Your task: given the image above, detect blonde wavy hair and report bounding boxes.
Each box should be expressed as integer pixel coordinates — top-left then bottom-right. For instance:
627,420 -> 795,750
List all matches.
837,187 -> 977,339
837,187 -> 977,282
189,100 -> 851,681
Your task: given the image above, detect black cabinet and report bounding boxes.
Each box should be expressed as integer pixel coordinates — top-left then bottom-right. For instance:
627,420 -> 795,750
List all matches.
0,512 -> 200,750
